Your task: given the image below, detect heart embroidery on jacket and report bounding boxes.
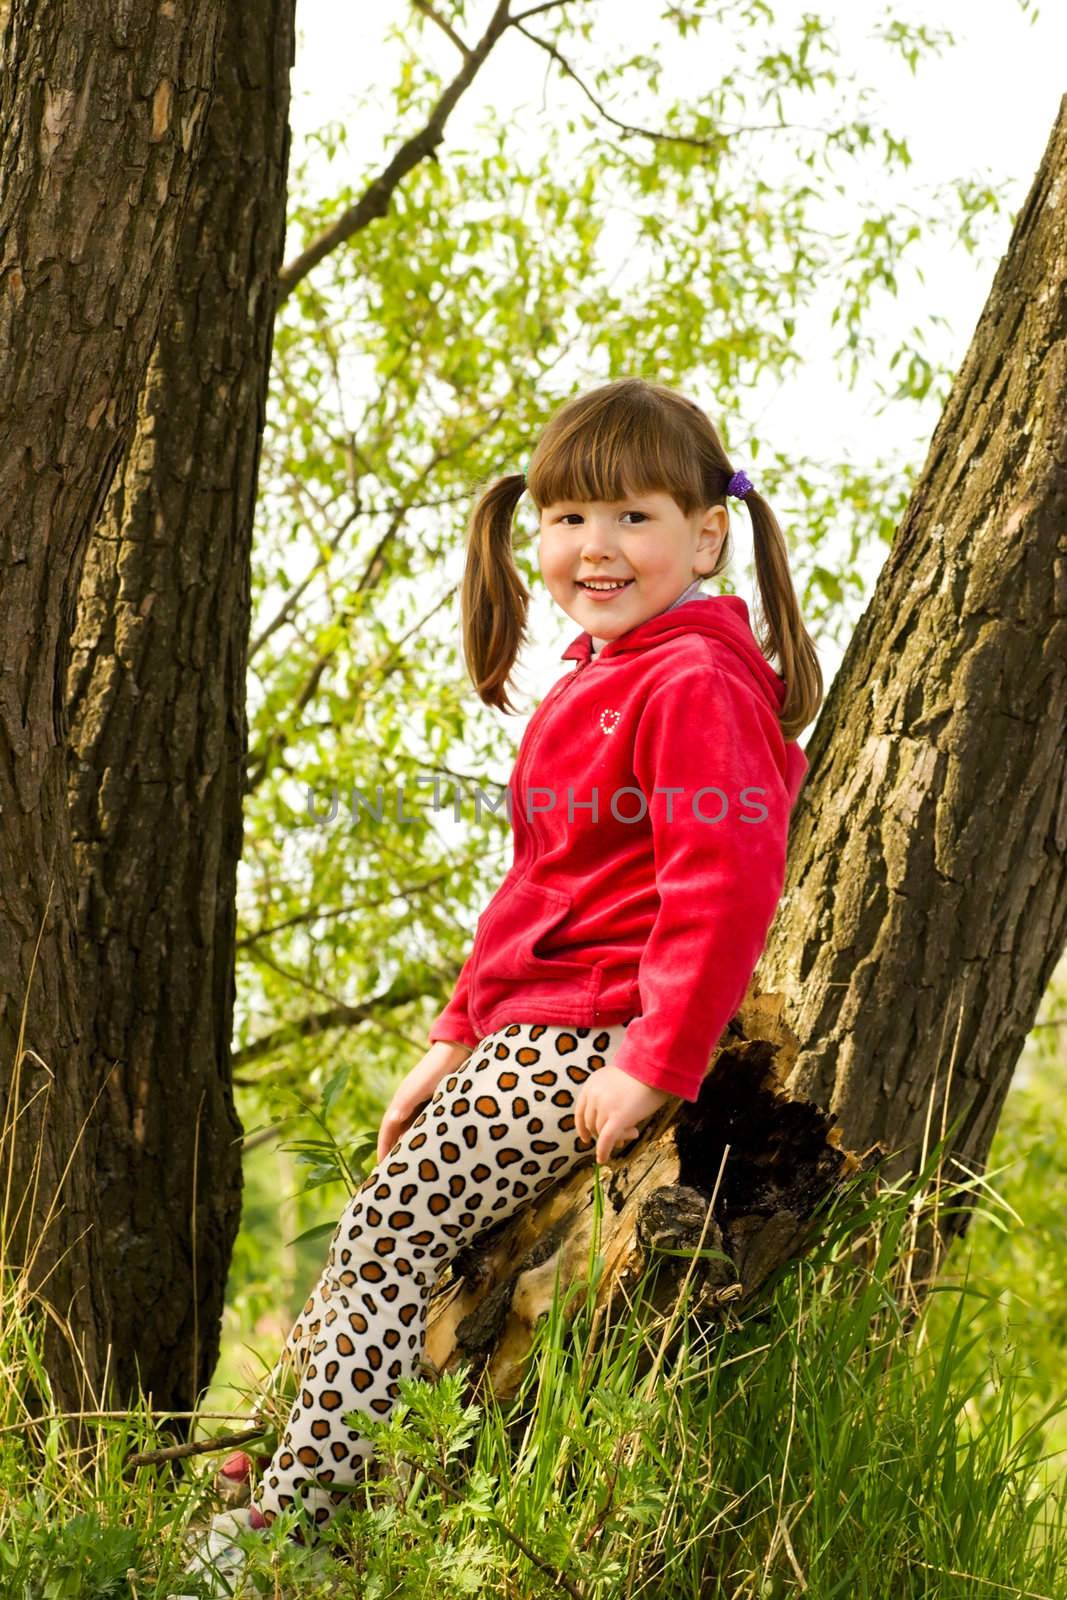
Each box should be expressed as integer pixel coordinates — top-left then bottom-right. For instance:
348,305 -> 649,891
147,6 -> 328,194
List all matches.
599,708 -> 621,734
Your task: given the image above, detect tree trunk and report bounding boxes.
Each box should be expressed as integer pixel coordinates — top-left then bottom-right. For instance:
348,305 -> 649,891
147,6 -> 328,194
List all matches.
761,93 -> 1067,1290
65,0 -> 296,1423
425,95 -> 1067,1390
0,0 -> 225,1420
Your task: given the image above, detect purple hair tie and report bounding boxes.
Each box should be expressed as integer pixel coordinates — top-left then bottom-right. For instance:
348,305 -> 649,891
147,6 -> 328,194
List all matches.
727,469 -> 753,499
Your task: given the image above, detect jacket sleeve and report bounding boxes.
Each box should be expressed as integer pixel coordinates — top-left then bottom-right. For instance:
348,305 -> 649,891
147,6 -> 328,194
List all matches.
608,661 -> 792,1103
427,948 -> 481,1051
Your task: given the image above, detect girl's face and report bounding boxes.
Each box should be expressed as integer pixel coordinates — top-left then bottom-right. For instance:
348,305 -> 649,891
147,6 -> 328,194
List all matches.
538,488 -> 728,639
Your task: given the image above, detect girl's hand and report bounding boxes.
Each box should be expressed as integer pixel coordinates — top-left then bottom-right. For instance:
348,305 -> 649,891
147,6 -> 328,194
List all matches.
376,1040 -> 473,1163
573,1065 -> 674,1166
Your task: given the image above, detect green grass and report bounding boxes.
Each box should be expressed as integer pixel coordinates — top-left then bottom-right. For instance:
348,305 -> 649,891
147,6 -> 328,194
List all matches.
3,1028 -> 1067,1597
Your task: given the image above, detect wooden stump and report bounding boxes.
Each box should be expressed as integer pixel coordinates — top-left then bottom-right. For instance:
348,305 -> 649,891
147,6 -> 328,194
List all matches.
423,990 -> 884,1400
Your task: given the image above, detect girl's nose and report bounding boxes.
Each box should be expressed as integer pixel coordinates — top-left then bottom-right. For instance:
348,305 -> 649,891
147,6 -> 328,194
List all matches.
581,525 -> 616,556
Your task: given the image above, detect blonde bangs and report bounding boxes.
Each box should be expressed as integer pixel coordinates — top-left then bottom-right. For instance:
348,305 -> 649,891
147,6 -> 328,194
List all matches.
528,383 -> 714,515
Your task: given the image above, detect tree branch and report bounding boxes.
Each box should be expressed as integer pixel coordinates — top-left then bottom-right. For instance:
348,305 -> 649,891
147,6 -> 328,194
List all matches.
512,17 -> 731,151
230,972 -> 435,1070
277,0 -> 516,303
411,0 -> 472,58
236,870 -> 453,950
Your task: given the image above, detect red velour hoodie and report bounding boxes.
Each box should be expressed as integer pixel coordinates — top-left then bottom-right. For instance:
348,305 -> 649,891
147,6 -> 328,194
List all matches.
427,591 -> 809,1102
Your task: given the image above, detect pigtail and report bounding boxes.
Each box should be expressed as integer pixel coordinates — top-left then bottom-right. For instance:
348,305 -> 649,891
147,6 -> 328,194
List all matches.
742,488 -> 824,741
460,472 -> 531,714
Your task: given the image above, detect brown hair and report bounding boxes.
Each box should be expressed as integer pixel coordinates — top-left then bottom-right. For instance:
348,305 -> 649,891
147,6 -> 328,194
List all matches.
460,377 -> 822,740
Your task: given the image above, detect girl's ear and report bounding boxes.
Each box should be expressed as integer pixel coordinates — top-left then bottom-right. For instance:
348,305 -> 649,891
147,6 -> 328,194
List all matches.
704,503 -> 729,534
695,505 -> 729,573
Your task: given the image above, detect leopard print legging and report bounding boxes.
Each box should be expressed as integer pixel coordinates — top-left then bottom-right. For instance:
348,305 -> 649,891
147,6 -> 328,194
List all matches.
250,1020 -> 635,1537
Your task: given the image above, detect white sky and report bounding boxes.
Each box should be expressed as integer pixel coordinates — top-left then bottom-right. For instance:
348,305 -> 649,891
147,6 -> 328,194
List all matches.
280,1 -> 1067,752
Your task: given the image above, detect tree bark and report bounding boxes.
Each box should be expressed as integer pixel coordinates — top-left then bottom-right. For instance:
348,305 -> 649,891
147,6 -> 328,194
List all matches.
0,0 -> 225,1420
425,96 -> 1067,1389
65,0 -> 296,1423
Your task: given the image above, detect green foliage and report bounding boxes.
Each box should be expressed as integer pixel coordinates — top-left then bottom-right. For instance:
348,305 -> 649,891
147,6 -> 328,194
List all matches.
0,1024 -> 1066,1593
215,1100 -> 1067,1598
0,1508 -> 138,1600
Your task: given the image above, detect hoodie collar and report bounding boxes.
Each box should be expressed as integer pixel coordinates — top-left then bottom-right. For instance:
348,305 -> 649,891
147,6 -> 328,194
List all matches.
560,592 -> 788,715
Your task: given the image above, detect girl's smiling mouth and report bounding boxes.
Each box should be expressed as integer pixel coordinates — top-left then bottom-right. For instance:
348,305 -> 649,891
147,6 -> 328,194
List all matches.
575,578 -> 634,600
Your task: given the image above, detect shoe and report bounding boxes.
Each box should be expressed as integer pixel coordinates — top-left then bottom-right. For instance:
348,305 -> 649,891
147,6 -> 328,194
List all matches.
174,1504 -> 268,1595
176,1503 -> 340,1594
215,1450 -> 255,1509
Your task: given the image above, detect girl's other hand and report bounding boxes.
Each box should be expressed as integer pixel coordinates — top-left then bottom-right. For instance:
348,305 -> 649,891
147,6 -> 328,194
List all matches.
573,1065 -> 674,1166
375,1039 -> 474,1163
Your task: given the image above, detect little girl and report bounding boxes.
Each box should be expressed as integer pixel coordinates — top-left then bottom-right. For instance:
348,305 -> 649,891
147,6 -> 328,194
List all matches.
181,376 -> 821,1584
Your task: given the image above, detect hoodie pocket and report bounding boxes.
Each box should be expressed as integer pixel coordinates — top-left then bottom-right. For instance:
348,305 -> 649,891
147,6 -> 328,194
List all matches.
515,879 -> 589,979
469,875 -> 599,1010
